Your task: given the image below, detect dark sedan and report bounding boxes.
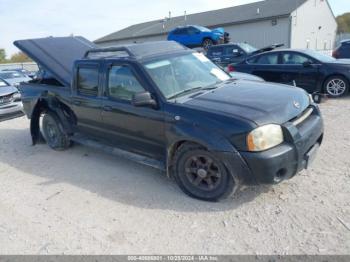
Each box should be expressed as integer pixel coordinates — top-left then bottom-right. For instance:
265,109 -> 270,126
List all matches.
232,49 -> 350,97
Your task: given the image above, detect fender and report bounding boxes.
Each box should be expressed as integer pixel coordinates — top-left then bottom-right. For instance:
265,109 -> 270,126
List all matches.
165,122 -> 239,177
30,96 -> 75,145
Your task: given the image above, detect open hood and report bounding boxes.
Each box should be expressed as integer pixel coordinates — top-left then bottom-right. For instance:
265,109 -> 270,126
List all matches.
14,36 -> 97,86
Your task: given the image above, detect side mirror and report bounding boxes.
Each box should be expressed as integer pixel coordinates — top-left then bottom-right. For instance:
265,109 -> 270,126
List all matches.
303,61 -> 312,67
132,91 -> 157,108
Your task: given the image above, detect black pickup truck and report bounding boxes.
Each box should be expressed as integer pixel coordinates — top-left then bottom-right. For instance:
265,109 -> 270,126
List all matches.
15,36 -> 324,201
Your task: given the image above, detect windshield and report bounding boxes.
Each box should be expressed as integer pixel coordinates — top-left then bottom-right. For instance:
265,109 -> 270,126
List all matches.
195,26 -> 211,32
0,79 -> 8,87
144,53 -> 230,99
239,43 -> 258,53
304,50 -> 336,63
0,72 -> 24,79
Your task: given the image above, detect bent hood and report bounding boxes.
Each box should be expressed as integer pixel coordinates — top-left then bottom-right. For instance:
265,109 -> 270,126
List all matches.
184,80 -> 310,126
0,85 -> 18,96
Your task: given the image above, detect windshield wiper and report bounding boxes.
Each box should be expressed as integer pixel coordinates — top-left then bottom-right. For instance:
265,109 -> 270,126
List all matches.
168,86 -> 205,100
168,84 -> 221,100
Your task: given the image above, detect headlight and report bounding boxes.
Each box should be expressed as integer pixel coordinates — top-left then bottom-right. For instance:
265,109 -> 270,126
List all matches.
309,94 -> 314,104
13,92 -> 21,101
247,124 -> 284,152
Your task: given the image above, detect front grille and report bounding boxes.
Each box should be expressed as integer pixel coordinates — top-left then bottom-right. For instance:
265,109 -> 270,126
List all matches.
0,94 -> 14,105
291,107 -> 314,127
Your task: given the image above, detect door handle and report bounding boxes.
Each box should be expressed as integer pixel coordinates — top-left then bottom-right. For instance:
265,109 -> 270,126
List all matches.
73,101 -> 81,106
103,106 -> 113,112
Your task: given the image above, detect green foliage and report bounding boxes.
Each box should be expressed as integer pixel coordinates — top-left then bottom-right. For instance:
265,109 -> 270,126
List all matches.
0,49 -> 6,63
0,49 -> 32,63
337,13 -> 350,33
9,52 -> 32,63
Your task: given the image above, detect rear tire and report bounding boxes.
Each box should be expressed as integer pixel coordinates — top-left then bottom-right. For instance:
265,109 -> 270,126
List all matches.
202,38 -> 214,50
173,143 -> 237,201
42,112 -> 71,151
324,75 -> 349,98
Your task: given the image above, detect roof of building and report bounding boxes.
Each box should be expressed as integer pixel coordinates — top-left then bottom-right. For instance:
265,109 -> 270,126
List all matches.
95,0 -> 308,44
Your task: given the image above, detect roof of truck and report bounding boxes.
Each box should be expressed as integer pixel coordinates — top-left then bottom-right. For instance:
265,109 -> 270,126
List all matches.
14,36 -> 189,86
84,41 -> 189,60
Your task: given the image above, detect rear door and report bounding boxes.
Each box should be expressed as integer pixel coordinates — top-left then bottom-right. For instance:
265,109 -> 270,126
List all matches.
280,51 -> 320,92
100,62 -> 165,160
340,43 -> 350,58
249,52 -> 283,83
71,62 -> 104,136
186,26 -> 202,46
207,46 -> 224,65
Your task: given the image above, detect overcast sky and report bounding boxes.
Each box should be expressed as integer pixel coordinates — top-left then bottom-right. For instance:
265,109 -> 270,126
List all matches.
0,0 -> 348,57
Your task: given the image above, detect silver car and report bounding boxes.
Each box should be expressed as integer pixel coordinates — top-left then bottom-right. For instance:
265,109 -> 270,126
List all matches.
0,70 -> 31,86
0,78 -> 23,120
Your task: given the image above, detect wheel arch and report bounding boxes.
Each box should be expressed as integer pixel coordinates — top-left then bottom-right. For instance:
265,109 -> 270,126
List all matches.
30,97 -> 76,145
165,131 -> 238,178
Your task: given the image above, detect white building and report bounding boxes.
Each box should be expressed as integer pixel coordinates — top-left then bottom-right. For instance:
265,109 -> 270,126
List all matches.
95,0 -> 337,51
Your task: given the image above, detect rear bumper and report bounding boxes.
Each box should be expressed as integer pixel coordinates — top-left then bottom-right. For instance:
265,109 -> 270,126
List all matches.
222,105 -> 324,185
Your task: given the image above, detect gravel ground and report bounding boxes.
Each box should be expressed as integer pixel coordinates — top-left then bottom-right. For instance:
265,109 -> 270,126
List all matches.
0,98 -> 349,255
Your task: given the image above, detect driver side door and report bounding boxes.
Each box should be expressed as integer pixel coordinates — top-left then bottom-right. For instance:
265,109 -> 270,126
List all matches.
100,62 -> 165,160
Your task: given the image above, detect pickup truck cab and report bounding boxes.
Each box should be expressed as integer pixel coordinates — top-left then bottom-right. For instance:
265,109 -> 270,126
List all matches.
15,37 -> 324,201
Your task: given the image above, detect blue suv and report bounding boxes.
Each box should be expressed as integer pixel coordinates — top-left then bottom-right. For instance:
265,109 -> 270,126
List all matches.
168,25 -> 224,50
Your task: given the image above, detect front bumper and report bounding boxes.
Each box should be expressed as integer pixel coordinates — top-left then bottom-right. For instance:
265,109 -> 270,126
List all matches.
0,102 -> 24,121
224,105 -> 324,185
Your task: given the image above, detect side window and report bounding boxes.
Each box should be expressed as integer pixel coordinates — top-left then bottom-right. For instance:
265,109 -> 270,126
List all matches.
256,53 -> 279,65
187,27 -> 199,35
77,67 -> 99,96
108,65 -> 145,101
208,47 -> 223,56
281,53 -> 311,65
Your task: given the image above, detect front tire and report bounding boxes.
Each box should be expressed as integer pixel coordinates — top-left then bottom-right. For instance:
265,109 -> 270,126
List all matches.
202,38 -> 214,50
42,112 -> 71,151
324,76 -> 349,98
173,143 -> 237,201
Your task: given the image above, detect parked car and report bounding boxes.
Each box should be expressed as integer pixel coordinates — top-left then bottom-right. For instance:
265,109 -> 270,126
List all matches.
2,68 -> 36,79
0,78 -> 23,120
232,49 -> 350,97
168,25 -> 224,50
207,43 -> 284,67
333,40 -> 350,59
15,36 -> 323,201
0,70 -> 32,86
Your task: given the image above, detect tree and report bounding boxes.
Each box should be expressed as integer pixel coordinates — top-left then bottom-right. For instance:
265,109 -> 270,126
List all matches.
9,52 -> 32,63
337,13 -> 350,34
0,49 -> 6,63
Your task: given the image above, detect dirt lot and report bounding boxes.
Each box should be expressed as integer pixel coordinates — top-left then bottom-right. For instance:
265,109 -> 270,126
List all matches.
0,98 -> 349,255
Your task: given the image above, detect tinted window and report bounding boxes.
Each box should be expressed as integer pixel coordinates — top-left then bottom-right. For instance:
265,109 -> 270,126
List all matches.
187,27 -> 199,35
77,67 -> 99,96
108,66 -> 144,101
256,53 -> 279,65
281,53 -> 312,65
208,46 -> 224,56
173,28 -> 187,35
